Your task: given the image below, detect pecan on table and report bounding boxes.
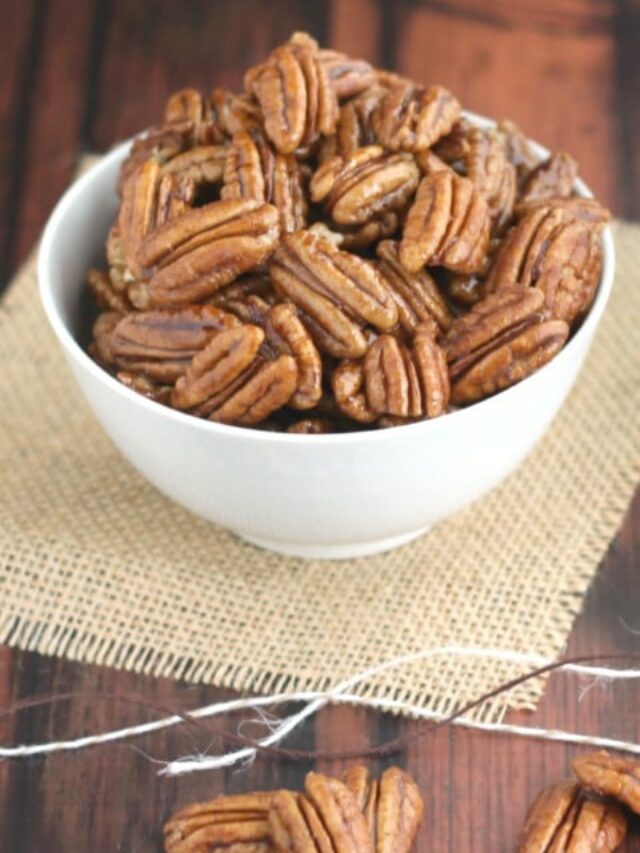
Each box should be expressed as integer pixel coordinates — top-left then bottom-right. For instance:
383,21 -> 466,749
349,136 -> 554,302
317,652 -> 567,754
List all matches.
222,129 -> 307,233
343,766 -> 424,853
515,781 -> 627,853
485,201 -> 609,327
310,145 -> 419,229
516,151 -> 578,213
399,170 -> 490,274
270,772 -> 373,853
372,81 -> 461,152
164,790 -> 278,853
129,199 -> 280,308
364,325 -> 449,418
270,230 -> 398,358
376,239 -> 452,338
245,33 -> 338,154
171,324 -> 297,425
443,286 -> 569,405
107,305 -> 239,383
574,751 -> 640,815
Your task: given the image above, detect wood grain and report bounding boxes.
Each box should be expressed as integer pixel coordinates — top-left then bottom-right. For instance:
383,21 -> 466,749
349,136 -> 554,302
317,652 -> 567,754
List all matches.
0,1 -> 639,849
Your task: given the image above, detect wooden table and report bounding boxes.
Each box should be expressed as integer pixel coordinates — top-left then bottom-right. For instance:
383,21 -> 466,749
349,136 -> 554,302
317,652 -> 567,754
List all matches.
1,2 -> 639,850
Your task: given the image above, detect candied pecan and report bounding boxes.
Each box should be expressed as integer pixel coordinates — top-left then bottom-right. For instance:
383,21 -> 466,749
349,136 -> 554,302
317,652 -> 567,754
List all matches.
86,269 -> 131,315
332,360 -> 377,424
317,49 -> 377,100
444,287 -> 569,405
399,171 -> 490,274
338,212 -> 400,251
373,82 -> 461,152
310,146 -> 419,227
343,766 -> 424,853
130,199 -> 280,308
517,152 -> 578,212
263,303 -> 322,409
270,230 -> 398,358
269,772 -> 372,853
485,202 -> 607,326
414,150 -> 451,176
118,120 -> 195,191
364,326 -> 449,418
376,240 -> 452,337
164,790 -> 277,853
222,130 -> 307,232
319,87 -> 386,163
286,417 -> 335,434
161,145 -> 227,187
210,88 -> 263,137
164,88 -> 217,140
464,127 -> 517,234
118,160 -> 163,278
171,325 -> 297,425
246,35 -> 338,154
109,305 -> 239,382
574,751 -> 640,815
91,312 -> 121,365
210,274 -> 275,312
515,780 -> 627,853
497,119 -> 540,182
116,371 -> 172,405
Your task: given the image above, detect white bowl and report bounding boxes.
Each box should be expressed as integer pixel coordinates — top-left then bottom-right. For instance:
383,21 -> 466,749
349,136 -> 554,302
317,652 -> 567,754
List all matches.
38,124 -> 615,560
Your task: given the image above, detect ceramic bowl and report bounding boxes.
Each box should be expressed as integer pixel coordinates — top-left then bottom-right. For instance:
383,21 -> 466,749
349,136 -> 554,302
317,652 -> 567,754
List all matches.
38,122 -> 615,559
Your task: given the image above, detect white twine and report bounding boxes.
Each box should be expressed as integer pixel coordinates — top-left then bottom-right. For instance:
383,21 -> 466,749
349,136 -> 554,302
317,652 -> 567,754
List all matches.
1,645 -> 639,776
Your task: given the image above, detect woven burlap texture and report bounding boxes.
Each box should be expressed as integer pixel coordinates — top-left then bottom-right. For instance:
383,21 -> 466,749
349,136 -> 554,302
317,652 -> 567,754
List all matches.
1,216 -> 638,723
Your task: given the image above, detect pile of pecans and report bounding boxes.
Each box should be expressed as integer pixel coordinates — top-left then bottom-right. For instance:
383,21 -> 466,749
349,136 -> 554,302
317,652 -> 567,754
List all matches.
88,32 -> 610,433
162,751 -> 640,853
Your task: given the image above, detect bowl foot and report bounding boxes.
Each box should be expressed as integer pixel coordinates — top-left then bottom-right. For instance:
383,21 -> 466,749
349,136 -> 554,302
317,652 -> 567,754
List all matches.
236,527 -> 431,560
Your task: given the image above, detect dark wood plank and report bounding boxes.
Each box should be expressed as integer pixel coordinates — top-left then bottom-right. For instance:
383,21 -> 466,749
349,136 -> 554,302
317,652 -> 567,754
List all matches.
613,0 -> 640,220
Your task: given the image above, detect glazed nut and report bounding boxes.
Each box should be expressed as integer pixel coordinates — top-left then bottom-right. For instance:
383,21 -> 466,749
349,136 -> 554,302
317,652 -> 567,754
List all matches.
130,199 -> 280,308
515,781 -> 627,853
517,152 -> 578,212
270,230 -> 398,358
573,751 -> 640,815
331,359 -> 378,424
399,170 -> 490,274
264,303 -> 323,410
443,287 -> 569,405
310,145 -> 419,227
317,48 -> 377,100
164,790 -> 278,853
372,82 -> 461,152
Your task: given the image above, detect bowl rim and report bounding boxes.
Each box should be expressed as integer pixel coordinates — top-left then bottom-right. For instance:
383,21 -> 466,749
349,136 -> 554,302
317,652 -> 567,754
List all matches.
38,113 -> 615,446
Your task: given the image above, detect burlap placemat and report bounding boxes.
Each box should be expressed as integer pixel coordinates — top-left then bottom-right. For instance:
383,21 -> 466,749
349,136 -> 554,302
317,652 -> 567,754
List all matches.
1,191 -> 638,720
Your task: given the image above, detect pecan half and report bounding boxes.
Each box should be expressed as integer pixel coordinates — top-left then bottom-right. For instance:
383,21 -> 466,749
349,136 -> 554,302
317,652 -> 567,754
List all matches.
161,145 -> 227,188
270,772 -> 373,853
164,790 -> 277,853
319,88 -> 386,163
171,324 -> 297,425
263,303 -> 323,409
109,305 -> 239,382
343,767 -> 424,853
573,751 -> 640,815
516,781 -> 627,853
464,127 -> 517,234
331,360 -> 377,424
444,287 -> 569,405
376,240 -> 451,337
310,146 -> 419,227
246,35 -> 338,154
372,82 -> 461,152
364,326 -> 449,418
222,130 -> 307,232
270,230 -> 398,358
116,371 -> 172,405
317,49 -> 377,100
130,199 -> 280,308
210,88 -> 263,137
91,312 -> 121,365
399,171 -> 490,274
86,269 -> 131,315
517,152 -> 578,212
118,120 -> 195,191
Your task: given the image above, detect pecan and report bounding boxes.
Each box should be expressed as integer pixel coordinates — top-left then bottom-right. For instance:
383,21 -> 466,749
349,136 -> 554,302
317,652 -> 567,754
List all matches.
515,781 -> 627,853
372,82 -> 461,152
444,287 -> 569,405
364,326 -> 449,418
414,150 -> 451,176
464,127 -> 517,234
263,303 -> 322,409
269,772 -> 373,853
310,146 -> 419,227
130,199 -> 280,308
270,230 -> 398,358
222,130 -> 307,232
91,312 -> 121,365
86,269 -> 131,315
342,767 -> 424,853
516,152 -> 578,212
210,88 -> 263,137
109,305 -> 239,382
118,120 -> 195,191
116,371 -> 172,405
317,49 -> 377,100
574,751 -> 640,815
485,202 -> 608,326
118,160 -> 163,278
399,171 -> 490,274
171,325 -> 297,425
161,145 -> 227,188
246,35 -> 338,154
338,212 -> 400,251
376,240 -> 452,337
210,274 -> 275,312
319,88 -> 386,163
331,360 -> 377,424
164,790 -> 277,853
286,417 -> 335,434
164,88 -> 218,141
